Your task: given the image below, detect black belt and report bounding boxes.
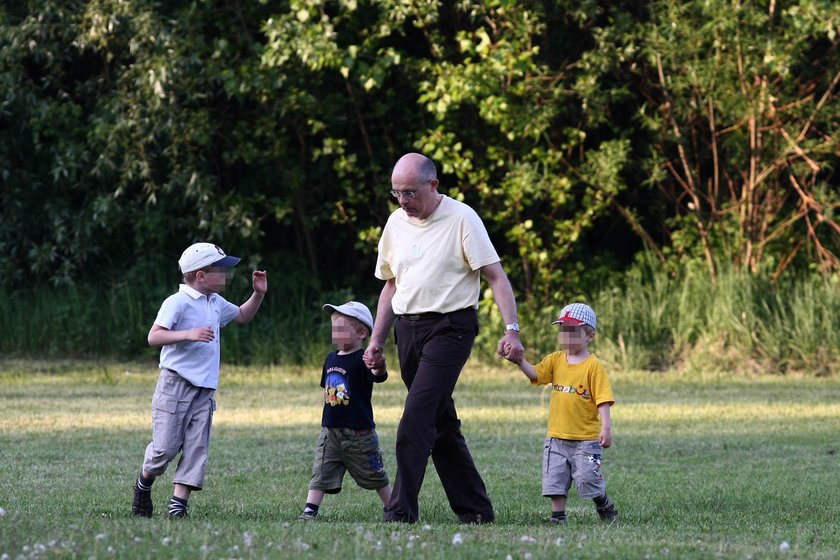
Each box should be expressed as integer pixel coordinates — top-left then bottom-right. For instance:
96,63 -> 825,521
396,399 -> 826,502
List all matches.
399,312 -> 444,321
398,308 -> 474,321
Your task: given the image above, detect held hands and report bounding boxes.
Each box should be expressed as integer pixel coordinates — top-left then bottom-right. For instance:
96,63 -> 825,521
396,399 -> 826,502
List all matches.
252,270 -> 268,294
187,326 -> 215,343
363,344 -> 386,371
498,332 -> 524,364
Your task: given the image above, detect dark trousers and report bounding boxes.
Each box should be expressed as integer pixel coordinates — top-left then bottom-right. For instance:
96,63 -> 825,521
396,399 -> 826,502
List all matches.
385,308 -> 495,523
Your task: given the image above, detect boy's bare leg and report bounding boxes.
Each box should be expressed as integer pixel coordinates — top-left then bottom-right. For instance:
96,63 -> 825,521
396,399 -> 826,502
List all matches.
305,489 -> 326,507
550,495 -> 567,513
174,483 -> 193,501
377,485 -> 392,507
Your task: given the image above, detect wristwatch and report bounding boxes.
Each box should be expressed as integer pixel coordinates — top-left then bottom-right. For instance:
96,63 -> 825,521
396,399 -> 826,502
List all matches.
505,323 -> 520,333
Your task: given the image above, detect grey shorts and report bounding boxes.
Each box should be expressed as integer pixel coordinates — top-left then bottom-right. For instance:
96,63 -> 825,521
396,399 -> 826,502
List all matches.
542,437 -> 606,499
308,427 -> 389,493
142,369 -> 215,490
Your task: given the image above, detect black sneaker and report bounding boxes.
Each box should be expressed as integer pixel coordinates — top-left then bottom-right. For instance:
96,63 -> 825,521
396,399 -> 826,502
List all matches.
132,483 -> 153,518
596,498 -> 619,522
298,510 -> 317,521
549,513 -> 567,525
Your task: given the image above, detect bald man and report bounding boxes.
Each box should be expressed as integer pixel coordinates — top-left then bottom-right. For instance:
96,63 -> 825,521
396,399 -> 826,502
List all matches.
363,153 -> 524,523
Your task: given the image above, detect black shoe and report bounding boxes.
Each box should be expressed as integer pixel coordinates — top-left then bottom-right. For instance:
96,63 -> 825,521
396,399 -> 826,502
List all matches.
596,498 -> 619,522
458,512 -> 494,524
168,508 -> 189,519
383,510 -> 413,523
548,513 -> 567,525
132,483 -> 153,518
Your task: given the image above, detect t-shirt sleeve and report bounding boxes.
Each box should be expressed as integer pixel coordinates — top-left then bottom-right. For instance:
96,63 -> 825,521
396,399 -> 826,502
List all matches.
590,359 -> 615,407
374,215 -> 395,281
531,353 -> 558,386
462,209 -> 500,271
218,297 -> 241,327
154,294 -> 182,330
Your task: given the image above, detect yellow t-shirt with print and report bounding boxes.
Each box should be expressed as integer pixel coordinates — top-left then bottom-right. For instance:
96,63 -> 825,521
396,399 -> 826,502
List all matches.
532,352 -> 614,440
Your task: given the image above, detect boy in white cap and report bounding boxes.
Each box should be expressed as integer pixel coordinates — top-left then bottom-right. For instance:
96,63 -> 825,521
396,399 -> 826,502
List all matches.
132,242 -> 267,519
506,303 -> 618,525
298,301 -> 391,520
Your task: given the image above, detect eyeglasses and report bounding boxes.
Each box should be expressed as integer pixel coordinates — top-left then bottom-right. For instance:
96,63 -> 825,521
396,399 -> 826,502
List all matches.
390,189 -> 418,200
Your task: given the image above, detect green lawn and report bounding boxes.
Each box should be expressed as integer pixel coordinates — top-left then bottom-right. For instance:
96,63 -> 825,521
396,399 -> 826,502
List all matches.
1,360 -> 839,559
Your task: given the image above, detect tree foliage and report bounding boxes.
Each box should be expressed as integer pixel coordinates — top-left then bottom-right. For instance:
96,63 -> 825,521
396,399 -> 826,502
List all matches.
1,0 -> 837,310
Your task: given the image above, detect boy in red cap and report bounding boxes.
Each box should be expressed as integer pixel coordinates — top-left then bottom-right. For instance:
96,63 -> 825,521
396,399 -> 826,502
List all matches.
506,303 -> 618,524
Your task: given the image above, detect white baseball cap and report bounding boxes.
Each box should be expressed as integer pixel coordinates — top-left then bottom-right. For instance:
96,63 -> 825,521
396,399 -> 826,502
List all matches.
323,301 -> 374,332
178,242 -> 241,273
551,303 -> 597,330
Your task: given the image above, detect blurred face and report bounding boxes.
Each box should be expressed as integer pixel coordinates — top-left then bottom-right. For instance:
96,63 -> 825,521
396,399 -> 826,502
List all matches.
330,313 -> 365,352
195,267 -> 230,294
557,324 -> 593,354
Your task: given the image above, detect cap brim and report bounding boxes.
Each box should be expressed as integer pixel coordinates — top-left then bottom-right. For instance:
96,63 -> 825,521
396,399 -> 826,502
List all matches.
211,256 -> 241,268
552,317 -> 585,326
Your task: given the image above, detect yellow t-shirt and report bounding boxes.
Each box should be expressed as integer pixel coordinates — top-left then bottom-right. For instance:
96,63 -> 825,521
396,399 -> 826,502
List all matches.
532,352 -> 614,440
375,196 -> 500,314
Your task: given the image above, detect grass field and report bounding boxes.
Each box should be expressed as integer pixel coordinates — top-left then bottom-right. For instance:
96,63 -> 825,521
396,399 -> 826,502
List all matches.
1,360 -> 839,559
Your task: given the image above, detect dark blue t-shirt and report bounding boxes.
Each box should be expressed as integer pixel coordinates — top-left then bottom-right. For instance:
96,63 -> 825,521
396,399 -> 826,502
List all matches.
320,349 -> 387,430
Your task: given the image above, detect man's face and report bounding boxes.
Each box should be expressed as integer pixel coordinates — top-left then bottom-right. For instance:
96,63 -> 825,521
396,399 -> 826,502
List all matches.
391,179 -> 438,219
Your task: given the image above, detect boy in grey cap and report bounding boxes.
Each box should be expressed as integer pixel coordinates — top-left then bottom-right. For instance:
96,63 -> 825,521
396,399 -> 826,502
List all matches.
506,303 -> 618,525
132,242 -> 267,519
298,301 -> 391,520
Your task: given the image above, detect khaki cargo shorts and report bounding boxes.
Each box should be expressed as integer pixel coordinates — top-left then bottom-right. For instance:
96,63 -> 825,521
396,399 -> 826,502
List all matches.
542,437 -> 606,499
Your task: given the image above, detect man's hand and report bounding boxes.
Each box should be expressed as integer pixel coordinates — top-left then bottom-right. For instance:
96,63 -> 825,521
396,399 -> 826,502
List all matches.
364,344 -> 386,370
498,332 -> 524,363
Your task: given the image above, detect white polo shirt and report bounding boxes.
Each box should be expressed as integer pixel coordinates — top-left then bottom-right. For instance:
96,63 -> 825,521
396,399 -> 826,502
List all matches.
375,195 -> 500,314
154,284 -> 241,389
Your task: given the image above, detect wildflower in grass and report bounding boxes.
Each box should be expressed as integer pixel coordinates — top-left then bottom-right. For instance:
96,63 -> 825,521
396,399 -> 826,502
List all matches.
0,507 -> 6,517
452,533 -> 463,545
520,535 -> 536,543
780,541 -> 790,552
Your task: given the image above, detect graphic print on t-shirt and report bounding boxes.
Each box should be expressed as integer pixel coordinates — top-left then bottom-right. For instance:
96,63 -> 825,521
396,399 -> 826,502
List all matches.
324,366 -> 350,406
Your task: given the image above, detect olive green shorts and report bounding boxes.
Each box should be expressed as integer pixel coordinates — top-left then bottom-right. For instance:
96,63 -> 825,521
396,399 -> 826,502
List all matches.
308,426 -> 389,493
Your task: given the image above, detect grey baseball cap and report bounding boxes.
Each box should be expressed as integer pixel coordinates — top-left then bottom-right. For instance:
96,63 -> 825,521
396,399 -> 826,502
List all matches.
322,301 -> 374,331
